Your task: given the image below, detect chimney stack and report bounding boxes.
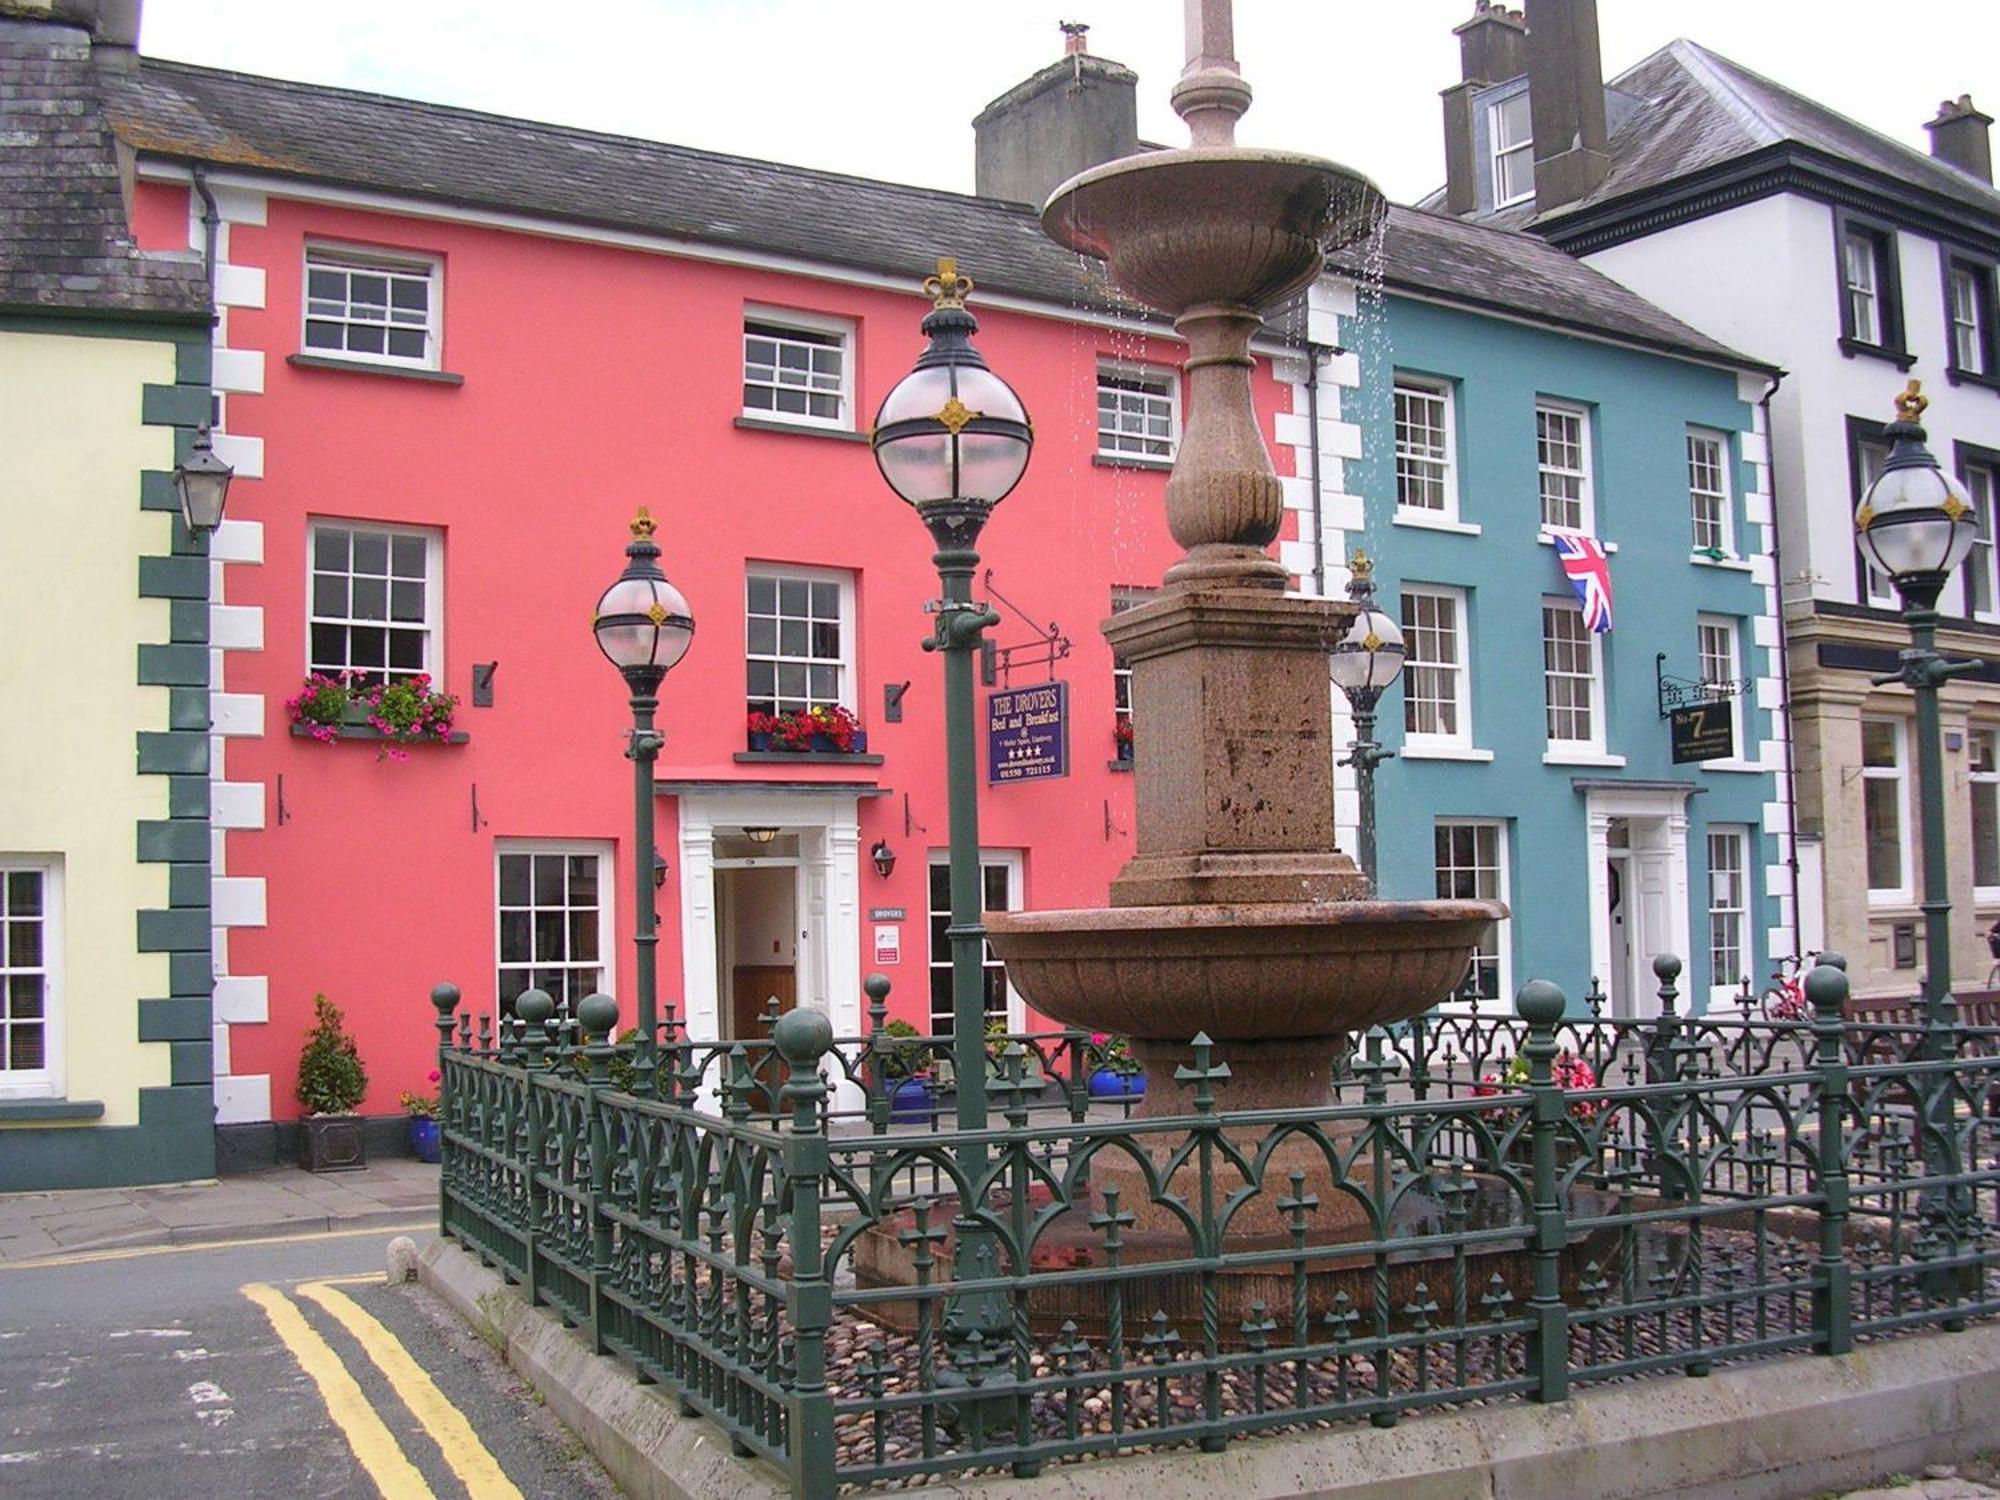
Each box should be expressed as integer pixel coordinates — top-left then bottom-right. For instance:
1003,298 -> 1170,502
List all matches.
1927,95 -> 1994,185
974,23 -> 1139,207
1525,0 -> 1610,213
1441,2 -> 1527,216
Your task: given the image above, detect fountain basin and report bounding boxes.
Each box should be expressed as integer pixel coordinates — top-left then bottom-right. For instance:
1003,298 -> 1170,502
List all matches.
986,899 -> 1504,1115
1042,148 -> 1386,313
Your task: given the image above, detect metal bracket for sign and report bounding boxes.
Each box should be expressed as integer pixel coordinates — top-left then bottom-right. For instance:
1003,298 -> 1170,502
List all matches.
978,568 -> 1072,688
1655,651 -> 1747,718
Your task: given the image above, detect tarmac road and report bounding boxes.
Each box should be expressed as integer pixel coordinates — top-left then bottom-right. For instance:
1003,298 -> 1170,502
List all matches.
0,1225 -> 618,1498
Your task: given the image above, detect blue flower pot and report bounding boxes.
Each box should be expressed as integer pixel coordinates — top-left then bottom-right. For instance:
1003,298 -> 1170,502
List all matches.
889,1077 -> 935,1123
1088,1067 -> 1144,1101
747,731 -> 775,752
408,1115 -> 441,1163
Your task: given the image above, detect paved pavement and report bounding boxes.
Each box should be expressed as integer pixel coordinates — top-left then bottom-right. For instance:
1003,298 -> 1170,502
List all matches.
0,1160 -> 436,1264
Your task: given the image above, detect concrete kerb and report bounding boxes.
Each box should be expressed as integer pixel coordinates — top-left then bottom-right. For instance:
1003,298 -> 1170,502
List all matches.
422,1237 -> 2000,1500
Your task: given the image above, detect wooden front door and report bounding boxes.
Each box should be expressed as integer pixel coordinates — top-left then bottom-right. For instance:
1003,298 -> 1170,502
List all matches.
731,964 -> 796,1042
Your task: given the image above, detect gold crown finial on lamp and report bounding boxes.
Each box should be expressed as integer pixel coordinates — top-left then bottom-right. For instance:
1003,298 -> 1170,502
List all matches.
630,507 -> 658,540
924,257 -> 974,310
1895,379 -> 1929,426
1347,549 -> 1373,580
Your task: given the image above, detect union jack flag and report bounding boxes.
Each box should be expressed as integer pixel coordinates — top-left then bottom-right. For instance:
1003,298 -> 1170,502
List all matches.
1550,530 -> 1613,633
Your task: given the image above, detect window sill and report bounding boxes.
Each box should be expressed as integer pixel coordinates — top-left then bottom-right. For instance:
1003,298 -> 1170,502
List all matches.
0,1098 -> 105,1121
290,722 -> 470,746
1866,898 -> 1918,915
1690,552 -> 1755,572
1537,530 -> 1617,552
1107,757 -> 1134,772
1401,743 -> 1495,762
1838,337 -> 1917,371
1394,511 -> 1482,537
1093,452 -> 1175,472
1947,366 -> 2000,393
1543,749 -> 1626,767
1701,757 -> 1764,774
733,415 -> 869,444
287,353 -> 465,386
734,750 -> 885,766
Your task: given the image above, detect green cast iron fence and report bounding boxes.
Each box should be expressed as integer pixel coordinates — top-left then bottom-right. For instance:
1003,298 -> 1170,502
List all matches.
432,959 -> 1999,1496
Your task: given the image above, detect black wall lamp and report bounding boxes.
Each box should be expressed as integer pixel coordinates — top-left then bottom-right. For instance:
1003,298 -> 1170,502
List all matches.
870,839 -> 897,878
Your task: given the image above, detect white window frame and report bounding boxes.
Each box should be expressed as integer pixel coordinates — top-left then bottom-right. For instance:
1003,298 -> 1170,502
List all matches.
1097,361 -> 1179,461
0,857 -> 61,1100
926,850 -> 1025,1034
302,244 -> 442,371
745,564 -> 856,718
1857,435 -> 1898,609
1951,264 -> 1987,375
1706,826 -> 1751,1005
1962,463 -> 1999,621
1843,230 -> 1882,347
1696,614 -> 1746,762
1400,584 -> 1472,751
1434,821 -> 1510,1010
1110,587 -> 1153,731
741,305 -> 855,431
1393,377 -> 1459,522
1861,717 -> 1913,905
305,519 -> 444,685
1687,428 -> 1733,558
1490,91 -> 1535,209
1536,401 -> 1594,535
494,840 -> 615,1019
1542,596 -> 1604,754
1973,728 -> 2000,901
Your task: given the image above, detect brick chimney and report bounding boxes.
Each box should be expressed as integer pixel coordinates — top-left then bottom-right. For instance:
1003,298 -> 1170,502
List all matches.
1441,2 -> 1527,216
1927,95 -> 1994,185
0,1 -> 141,47
973,22 -> 1140,208
1525,0 -> 1609,212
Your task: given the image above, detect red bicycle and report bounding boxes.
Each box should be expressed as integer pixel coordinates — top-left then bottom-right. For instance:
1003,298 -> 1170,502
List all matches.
1759,953 -> 1816,1020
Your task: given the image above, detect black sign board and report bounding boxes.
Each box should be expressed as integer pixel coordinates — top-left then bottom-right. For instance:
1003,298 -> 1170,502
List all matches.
1669,702 -> 1735,763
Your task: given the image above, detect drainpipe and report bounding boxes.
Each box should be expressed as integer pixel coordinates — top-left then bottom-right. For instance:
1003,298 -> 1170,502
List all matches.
1760,369 -> 1806,958
191,165 -> 220,295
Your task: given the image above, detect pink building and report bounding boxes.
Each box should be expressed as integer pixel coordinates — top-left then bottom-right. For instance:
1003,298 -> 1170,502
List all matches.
111,48 -> 1308,1155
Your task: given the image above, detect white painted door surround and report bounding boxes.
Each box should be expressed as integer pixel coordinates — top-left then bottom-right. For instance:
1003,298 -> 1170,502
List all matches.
1586,787 -> 1695,1019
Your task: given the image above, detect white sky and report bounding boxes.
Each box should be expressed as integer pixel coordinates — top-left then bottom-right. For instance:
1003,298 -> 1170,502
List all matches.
140,2 -> 1999,206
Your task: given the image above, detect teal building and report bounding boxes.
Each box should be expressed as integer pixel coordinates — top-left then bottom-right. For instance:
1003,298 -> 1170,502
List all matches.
1284,208 -> 1790,1018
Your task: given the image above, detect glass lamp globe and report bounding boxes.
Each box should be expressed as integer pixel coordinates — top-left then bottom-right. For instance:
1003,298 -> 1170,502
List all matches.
1856,381 -> 1977,598
175,423 -> 234,535
871,259 -> 1032,520
1329,553 -> 1407,700
592,509 -> 695,687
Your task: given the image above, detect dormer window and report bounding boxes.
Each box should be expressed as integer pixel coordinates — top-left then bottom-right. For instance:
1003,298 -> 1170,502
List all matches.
1491,93 -> 1535,208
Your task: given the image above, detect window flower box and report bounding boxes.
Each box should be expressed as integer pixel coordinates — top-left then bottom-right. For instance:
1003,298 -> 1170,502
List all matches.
747,706 -> 868,756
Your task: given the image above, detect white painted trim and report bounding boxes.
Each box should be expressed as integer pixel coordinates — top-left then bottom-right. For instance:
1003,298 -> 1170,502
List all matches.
493,840 -> 618,1017
1096,356 -> 1181,462
0,857 -> 62,1100
742,303 -> 858,433
1398,582 -> 1475,753
1400,744 -> 1496,762
925,848 -> 1027,1034
301,241 -> 446,372
304,519 -> 446,684
745,562 -> 858,715
1391,374 -> 1461,525
1585,788 -> 1695,1019
1434,819 -> 1513,1008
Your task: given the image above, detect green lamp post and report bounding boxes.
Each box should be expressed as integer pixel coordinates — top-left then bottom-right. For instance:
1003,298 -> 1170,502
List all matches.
871,257 -> 1033,1389
1328,551 -> 1406,890
592,509 -> 696,1088
1854,379 -> 1979,1284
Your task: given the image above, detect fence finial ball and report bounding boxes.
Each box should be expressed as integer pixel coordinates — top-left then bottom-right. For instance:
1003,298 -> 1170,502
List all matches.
1804,961 -> 1850,1015
1514,979 -> 1567,1027
1651,952 -> 1683,983
863,973 -> 893,1004
773,1006 -> 835,1067
431,983 -> 461,1016
577,992 -> 620,1042
515,989 -> 555,1028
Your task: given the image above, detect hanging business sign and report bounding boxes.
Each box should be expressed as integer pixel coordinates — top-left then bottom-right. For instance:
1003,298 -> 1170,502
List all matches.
1669,702 -> 1735,764
987,681 -> 1069,784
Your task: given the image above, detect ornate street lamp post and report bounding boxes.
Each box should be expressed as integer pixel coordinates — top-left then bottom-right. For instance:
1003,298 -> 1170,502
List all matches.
1854,380 -> 1978,1277
592,510 -> 696,1087
1328,552 -> 1405,890
872,258 -> 1032,1388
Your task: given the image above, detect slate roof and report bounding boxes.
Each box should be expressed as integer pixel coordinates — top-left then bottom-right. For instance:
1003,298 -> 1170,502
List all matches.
98,54 -> 1756,367
0,19 -> 209,320
1562,40 -> 2000,223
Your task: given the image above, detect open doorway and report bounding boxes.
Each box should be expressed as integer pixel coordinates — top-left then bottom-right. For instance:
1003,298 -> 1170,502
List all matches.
714,831 -> 800,1042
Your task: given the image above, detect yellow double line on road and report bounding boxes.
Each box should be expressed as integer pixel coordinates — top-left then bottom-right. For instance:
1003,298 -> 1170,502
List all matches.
243,1276 -> 520,1500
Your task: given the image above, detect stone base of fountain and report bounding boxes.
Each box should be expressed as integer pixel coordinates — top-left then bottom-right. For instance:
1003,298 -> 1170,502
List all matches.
851,1170 -> 1636,1346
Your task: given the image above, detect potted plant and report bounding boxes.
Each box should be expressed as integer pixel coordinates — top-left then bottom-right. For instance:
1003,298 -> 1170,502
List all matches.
1114,716 -> 1135,762
287,672 -> 355,744
296,994 -> 368,1171
1087,1031 -> 1145,1100
360,673 -> 458,758
805,703 -> 867,753
399,1071 -> 441,1163
745,706 -> 869,755
876,1018 -> 935,1123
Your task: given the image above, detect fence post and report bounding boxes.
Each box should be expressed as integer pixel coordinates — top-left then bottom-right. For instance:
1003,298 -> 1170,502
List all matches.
578,991 -> 619,1358
1807,959 -> 1853,1356
517,989 -> 554,1309
1517,979 -> 1570,1404
431,984 -> 460,1241
774,1007 -> 838,1500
